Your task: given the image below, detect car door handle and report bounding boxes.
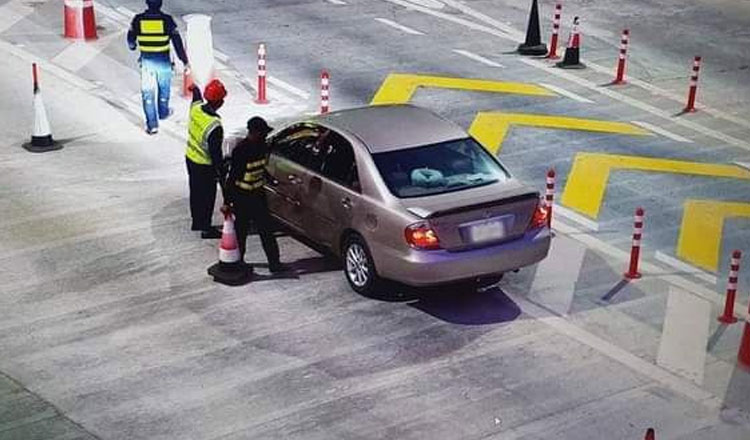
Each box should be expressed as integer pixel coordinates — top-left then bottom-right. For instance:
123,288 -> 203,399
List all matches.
341,197 -> 352,209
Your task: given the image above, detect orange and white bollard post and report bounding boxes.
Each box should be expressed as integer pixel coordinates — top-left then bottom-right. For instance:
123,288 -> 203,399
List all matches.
683,56 -> 702,112
545,2 -> 563,59
256,43 -> 268,104
718,250 -> 741,324
545,168 -> 555,228
320,70 -> 330,114
624,207 -> 645,280
64,0 -> 97,40
613,29 -> 630,84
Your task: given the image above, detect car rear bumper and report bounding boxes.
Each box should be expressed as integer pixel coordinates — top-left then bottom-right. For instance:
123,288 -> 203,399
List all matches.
373,227 -> 551,287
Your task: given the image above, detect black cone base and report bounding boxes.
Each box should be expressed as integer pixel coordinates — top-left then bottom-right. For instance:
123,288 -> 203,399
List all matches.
555,48 -> 585,69
518,43 -> 548,56
208,261 -> 254,286
23,135 -> 62,153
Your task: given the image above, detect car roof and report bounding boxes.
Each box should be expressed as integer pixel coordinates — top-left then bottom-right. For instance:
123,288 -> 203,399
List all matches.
312,104 -> 467,153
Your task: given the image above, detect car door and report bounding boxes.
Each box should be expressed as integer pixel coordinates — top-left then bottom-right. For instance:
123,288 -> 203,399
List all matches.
266,124 -> 323,232
303,130 -> 360,248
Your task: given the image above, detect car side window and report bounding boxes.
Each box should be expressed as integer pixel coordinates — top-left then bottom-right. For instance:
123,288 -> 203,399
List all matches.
269,124 -> 327,174
320,132 -> 359,190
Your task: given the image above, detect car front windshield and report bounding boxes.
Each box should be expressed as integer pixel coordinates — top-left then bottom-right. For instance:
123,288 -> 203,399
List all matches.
372,137 -> 510,198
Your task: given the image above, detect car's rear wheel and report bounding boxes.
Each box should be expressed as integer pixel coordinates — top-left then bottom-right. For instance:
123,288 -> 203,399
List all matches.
343,235 -> 380,296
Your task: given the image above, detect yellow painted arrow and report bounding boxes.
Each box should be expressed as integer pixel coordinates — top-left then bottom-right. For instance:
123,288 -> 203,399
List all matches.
468,112 -> 650,154
561,153 -> 750,219
677,200 -> 750,271
370,73 -> 554,105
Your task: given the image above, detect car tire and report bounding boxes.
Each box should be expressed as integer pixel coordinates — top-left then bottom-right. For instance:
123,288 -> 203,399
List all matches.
342,234 -> 381,296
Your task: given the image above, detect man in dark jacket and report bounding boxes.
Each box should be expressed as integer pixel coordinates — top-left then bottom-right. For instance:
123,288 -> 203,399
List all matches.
225,117 -> 285,272
127,0 -> 188,134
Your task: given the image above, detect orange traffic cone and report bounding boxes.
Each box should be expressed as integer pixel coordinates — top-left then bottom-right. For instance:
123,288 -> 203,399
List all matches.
207,208 -> 253,285
63,0 -> 97,40
556,16 -> 585,69
644,427 -> 655,440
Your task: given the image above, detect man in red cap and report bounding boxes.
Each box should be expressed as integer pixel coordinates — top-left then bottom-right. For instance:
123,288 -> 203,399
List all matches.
185,79 -> 227,239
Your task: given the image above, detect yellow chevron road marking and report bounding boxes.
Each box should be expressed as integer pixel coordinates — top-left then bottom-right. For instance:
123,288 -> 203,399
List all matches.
561,153 -> 750,219
369,73 -> 554,105
677,200 -> 750,271
468,112 -> 650,154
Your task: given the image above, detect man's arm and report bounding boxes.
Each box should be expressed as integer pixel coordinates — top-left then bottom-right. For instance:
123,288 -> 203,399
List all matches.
207,126 -> 225,181
127,16 -> 138,50
191,84 -> 203,103
166,16 -> 188,65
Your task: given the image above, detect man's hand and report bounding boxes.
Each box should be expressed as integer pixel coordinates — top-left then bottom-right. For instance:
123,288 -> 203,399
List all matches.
220,204 -> 232,215
183,63 -> 191,77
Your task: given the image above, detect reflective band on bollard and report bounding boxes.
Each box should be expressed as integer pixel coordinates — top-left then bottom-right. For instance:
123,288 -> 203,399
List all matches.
624,207 -> 645,279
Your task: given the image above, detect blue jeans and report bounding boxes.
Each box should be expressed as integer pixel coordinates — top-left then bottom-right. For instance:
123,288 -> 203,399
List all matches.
140,57 -> 172,131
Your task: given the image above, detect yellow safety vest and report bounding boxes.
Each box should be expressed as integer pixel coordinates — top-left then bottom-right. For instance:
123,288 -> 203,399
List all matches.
186,103 -> 220,166
137,18 -> 170,54
235,158 -> 267,192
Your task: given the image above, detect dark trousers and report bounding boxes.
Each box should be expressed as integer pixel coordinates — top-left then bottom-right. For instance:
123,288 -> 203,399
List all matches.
233,193 -> 280,266
186,158 -> 217,231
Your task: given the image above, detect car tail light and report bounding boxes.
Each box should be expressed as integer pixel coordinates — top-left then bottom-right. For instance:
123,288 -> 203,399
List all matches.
527,200 -> 549,230
405,222 -> 441,250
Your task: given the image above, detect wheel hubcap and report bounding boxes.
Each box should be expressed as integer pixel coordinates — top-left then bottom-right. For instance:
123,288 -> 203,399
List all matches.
346,243 -> 369,288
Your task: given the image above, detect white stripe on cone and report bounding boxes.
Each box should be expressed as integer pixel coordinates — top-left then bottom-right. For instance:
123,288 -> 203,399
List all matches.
33,91 -> 52,138
219,214 -> 241,263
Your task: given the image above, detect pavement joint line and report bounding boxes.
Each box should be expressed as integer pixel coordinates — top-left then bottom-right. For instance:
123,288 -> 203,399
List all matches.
392,0 -> 750,140
539,82 -> 595,103
451,49 -> 504,68
373,17 -> 426,35
326,0 -> 348,4
553,218 -> 750,323
0,0 -> 35,34
505,287 -> 723,411
631,120 -> 694,143
94,3 -> 131,26
519,58 -> 750,152
654,251 -> 718,285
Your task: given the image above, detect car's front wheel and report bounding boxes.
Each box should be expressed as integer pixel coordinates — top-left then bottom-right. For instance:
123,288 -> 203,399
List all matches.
343,235 -> 380,296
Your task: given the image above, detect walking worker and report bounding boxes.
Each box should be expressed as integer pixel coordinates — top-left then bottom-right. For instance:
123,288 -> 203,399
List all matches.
224,117 -> 286,273
186,79 -> 227,239
127,0 -> 189,134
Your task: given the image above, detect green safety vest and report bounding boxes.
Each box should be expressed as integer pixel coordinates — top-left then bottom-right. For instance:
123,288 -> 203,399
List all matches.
186,103 -> 220,166
137,19 -> 170,54
235,158 -> 267,193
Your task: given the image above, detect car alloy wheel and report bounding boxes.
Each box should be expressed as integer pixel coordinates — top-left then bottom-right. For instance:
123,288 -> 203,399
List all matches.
345,242 -> 370,288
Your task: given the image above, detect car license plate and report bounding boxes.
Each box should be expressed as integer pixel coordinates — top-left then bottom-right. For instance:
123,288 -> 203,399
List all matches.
466,216 -> 512,243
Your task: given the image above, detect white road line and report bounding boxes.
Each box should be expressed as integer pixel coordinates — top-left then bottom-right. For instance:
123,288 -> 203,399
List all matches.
268,76 -> 312,100
115,6 -> 136,19
374,17 -> 425,35
539,82 -> 595,104
95,3 -> 131,26
631,120 -> 694,143
438,0 -> 523,40
528,235 -> 587,316
452,49 -> 504,68
382,0 -> 511,39
657,286 -> 712,385
519,58 -> 750,152
654,251 -> 717,285
0,0 -> 35,34
735,161 -> 750,171
51,29 -> 127,73
214,50 -> 230,63
553,204 -> 600,231
326,0 -> 348,4
0,40 -> 96,91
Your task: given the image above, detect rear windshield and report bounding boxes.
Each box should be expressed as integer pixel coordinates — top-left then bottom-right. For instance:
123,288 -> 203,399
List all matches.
372,138 -> 510,198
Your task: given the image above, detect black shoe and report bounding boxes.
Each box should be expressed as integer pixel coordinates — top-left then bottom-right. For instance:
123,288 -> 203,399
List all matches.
201,227 -> 222,239
268,262 -> 289,273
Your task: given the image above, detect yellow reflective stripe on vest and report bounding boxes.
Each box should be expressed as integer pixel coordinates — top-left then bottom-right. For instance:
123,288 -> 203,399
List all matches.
140,19 -> 165,34
236,180 -> 264,191
235,158 -> 267,193
137,19 -> 169,53
186,103 -> 219,165
246,159 -> 266,169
